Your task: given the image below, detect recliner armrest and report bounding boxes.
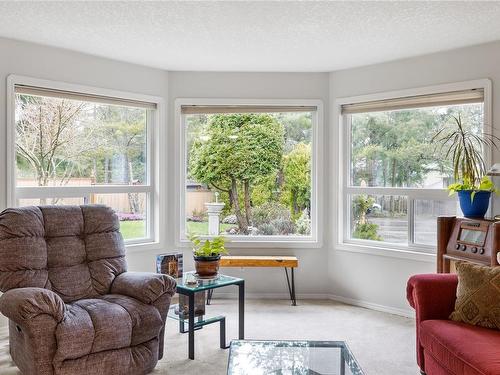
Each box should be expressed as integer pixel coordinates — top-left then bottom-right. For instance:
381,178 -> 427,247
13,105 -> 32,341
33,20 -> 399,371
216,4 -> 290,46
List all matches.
111,272 -> 176,304
407,273 -> 458,321
0,287 -> 66,324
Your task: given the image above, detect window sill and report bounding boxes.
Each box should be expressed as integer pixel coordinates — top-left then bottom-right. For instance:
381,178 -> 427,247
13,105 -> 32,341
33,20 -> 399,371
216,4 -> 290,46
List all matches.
176,236 -> 322,249
335,242 -> 436,263
125,240 -> 164,254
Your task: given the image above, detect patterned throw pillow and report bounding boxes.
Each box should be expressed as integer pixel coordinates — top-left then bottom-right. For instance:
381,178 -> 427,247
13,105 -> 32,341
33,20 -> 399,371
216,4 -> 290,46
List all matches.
450,262 -> 500,330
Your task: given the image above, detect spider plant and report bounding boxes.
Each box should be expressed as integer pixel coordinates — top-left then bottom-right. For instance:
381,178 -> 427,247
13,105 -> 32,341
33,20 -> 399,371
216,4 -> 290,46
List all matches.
432,114 -> 499,197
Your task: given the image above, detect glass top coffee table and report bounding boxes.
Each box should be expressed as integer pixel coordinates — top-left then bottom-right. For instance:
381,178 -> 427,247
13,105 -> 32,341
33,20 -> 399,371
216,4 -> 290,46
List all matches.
227,340 -> 364,375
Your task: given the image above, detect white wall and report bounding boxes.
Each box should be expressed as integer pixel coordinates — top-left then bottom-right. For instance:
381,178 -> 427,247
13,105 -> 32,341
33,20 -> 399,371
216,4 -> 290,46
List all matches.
328,41 -> 500,314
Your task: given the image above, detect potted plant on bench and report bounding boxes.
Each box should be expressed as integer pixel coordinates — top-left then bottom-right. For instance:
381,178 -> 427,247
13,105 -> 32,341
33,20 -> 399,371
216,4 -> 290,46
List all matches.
188,234 -> 228,277
433,114 -> 499,218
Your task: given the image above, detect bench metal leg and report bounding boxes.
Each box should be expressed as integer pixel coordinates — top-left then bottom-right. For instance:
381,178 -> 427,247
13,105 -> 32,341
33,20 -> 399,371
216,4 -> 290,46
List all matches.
284,267 -> 297,306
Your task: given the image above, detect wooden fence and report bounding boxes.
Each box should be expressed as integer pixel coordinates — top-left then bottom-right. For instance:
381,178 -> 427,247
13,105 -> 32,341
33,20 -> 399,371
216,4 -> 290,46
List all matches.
18,178 -> 214,215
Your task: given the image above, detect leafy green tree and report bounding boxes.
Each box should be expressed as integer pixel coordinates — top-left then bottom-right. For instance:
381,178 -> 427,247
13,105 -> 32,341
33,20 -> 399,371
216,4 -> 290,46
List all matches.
189,114 -> 284,233
271,112 -> 312,152
282,143 -> 311,215
351,105 -> 482,190
250,174 -> 280,207
350,105 -> 482,213
89,105 -> 147,212
100,108 -> 145,180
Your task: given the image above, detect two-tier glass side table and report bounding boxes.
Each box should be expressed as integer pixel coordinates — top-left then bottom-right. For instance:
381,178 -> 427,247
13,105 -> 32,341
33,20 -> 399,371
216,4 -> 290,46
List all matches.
169,272 -> 245,359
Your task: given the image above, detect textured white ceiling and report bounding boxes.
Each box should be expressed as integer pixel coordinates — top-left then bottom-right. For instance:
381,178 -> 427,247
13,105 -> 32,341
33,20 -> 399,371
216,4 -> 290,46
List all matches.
1,1 -> 500,72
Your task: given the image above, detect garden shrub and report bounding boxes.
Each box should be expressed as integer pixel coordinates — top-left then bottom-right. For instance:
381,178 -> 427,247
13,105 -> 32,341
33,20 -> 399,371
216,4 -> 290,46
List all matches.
251,202 -> 295,235
251,202 -> 290,227
352,223 -> 382,241
270,217 -> 296,235
257,223 -> 277,235
187,208 -> 207,222
222,214 -> 238,224
351,194 -> 382,241
295,210 -> 311,235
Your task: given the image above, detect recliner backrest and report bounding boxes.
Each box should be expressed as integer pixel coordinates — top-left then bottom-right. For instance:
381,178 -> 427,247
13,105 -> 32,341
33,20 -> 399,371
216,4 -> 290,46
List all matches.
0,205 -> 127,302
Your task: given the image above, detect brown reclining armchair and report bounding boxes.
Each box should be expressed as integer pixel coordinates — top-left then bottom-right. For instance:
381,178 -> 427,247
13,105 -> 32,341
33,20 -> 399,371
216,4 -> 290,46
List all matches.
0,205 -> 176,375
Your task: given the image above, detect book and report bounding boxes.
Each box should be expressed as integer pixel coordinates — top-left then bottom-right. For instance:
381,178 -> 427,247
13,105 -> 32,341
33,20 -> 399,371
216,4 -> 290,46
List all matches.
156,252 -> 183,278
156,252 -> 206,317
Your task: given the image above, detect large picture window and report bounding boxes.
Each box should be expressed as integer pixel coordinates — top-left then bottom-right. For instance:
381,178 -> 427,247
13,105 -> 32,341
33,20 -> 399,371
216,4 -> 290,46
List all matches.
178,101 -> 321,244
9,78 -> 159,244
340,83 -> 489,252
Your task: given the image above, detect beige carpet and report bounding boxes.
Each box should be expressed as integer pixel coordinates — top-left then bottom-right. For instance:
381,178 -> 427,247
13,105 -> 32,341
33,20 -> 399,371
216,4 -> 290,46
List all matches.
0,299 -> 419,375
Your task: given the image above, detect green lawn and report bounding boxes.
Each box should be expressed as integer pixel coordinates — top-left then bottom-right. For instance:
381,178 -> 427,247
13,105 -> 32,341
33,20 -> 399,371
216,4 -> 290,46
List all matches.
120,220 -> 146,240
186,221 -> 237,235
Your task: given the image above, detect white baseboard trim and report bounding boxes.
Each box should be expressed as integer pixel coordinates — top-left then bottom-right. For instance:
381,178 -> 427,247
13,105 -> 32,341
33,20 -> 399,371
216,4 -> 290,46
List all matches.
210,292 -> 330,300
328,294 -> 414,319
208,291 -> 414,318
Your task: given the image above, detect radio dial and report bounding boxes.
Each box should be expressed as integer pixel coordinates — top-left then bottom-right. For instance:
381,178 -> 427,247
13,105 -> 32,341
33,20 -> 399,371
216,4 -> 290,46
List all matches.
479,248 -> 485,255
461,244 -> 467,251
455,244 -> 461,250
472,247 -> 478,254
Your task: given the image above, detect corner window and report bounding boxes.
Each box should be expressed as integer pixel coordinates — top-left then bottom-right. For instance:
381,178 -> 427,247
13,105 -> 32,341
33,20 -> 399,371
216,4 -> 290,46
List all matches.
341,86 -> 486,252
179,102 -> 321,244
10,80 -> 158,244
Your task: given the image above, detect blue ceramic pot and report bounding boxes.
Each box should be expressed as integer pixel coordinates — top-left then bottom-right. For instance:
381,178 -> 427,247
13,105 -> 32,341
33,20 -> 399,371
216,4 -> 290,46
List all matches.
457,190 -> 491,218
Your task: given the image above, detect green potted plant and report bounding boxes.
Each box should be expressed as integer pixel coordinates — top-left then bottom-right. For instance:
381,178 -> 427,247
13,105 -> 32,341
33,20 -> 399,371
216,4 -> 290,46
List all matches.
188,234 -> 228,277
433,114 -> 499,218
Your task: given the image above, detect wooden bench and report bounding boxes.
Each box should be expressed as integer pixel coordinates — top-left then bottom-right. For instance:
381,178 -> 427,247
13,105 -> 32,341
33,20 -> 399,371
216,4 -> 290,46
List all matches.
207,255 -> 298,306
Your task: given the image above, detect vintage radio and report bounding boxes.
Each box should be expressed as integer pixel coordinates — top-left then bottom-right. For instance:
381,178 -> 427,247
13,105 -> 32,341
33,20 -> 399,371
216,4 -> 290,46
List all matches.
437,216 -> 500,273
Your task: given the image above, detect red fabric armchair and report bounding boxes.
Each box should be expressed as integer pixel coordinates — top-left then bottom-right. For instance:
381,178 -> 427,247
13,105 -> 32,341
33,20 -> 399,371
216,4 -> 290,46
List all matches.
407,274 -> 500,375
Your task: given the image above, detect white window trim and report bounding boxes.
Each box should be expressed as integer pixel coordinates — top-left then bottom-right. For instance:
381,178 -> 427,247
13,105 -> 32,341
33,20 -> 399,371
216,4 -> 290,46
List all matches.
7,75 -> 166,252
334,79 -> 492,260
174,98 -> 324,248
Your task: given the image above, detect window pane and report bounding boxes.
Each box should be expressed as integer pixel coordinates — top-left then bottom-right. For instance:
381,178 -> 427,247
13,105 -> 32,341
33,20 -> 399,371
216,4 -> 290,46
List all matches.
350,103 -> 483,188
15,93 -> 148,187
18,197 -> 85,206
185,111 -> 313,237
414,199 -> 459,246
350,195 -> 407,244
92,193 -> 148,240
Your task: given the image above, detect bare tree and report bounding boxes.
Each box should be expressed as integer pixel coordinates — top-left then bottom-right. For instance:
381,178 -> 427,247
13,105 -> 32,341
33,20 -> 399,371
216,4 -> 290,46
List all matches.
16,95 -> 94,203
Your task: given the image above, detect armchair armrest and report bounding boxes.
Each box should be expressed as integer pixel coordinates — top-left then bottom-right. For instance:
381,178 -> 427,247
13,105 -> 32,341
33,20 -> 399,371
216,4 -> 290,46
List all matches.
407,273 -> 458,371
111,272 -> 176,304
407,273 -> 458,321
0,287 -> 66,324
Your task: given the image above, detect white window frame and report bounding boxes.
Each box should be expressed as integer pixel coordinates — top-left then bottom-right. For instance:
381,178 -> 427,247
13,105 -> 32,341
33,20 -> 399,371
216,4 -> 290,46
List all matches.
175,98 -> 324,248
7,75 -> 165,249
335,79 -> 492,260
